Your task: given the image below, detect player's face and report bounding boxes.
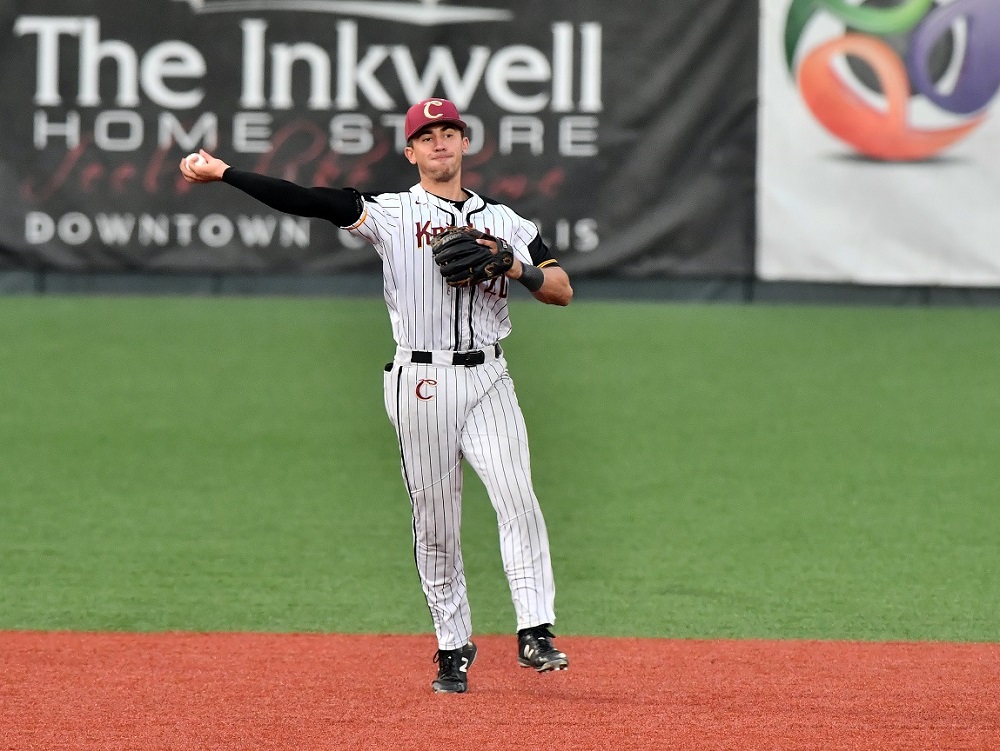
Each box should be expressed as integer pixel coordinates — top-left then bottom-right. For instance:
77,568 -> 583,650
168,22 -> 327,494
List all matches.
405,125 -> 468,182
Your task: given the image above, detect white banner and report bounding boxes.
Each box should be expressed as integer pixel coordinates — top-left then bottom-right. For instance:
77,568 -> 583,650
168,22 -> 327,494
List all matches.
757,0 -> 1000,286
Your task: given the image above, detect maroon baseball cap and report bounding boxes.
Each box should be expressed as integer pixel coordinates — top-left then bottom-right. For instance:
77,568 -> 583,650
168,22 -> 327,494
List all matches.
404,98 -> 468,140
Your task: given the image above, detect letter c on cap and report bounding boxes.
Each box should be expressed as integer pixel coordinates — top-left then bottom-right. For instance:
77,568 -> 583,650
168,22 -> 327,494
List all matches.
423,100 -> 444,119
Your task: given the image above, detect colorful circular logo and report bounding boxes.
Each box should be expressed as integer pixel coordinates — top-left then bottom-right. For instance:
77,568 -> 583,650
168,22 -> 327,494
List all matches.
784,0 -> 1000,160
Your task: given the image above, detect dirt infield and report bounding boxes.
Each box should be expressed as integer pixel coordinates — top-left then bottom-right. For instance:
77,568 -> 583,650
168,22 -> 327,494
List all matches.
2,632 -> 997,750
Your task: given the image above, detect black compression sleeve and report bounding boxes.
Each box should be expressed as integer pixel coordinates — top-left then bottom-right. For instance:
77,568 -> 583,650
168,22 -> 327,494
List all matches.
222,168 -> 363,226
527,233 -> 558,267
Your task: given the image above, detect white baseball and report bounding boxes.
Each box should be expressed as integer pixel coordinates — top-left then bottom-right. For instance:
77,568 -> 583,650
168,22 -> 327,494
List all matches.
185,153 -> 207,167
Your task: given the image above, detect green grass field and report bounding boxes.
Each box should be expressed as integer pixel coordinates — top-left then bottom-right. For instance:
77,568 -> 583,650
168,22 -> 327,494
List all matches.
1,296 -> 998,642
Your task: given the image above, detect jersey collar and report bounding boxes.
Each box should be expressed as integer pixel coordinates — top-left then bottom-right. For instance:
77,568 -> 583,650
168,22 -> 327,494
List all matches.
411,184 -> 485,214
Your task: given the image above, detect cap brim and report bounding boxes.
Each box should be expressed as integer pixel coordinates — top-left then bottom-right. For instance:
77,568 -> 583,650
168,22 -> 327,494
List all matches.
406,118 -> 468,141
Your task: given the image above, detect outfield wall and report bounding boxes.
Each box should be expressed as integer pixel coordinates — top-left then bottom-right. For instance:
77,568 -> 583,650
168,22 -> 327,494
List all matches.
3,270 -> 1000,307
2,1 -> 999,293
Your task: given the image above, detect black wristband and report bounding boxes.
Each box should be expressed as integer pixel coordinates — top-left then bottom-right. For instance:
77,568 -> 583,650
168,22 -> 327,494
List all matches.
517,263 -> 545,292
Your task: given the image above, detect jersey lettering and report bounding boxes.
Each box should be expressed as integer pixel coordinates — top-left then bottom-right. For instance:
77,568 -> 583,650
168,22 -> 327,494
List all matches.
415,220 -> 445,249
485,275 -> 509,299
414,221 -> 495,249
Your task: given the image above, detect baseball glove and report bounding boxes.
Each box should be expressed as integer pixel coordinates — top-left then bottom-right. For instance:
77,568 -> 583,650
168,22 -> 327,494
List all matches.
430,226 -> 514,287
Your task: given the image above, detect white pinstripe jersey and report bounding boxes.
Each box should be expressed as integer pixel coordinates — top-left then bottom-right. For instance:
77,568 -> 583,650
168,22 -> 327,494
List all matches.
344,184 -> 555,352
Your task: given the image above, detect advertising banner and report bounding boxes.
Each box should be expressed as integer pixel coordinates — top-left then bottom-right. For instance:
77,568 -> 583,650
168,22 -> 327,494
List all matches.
0,0 -> 758,277
758,0 -> 1000,286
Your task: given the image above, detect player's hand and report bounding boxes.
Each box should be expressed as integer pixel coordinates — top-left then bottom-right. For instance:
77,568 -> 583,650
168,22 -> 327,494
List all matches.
430,226 -> 515,287
179,149 -> 229,183
505,256 -> 524,280
468,235 -> 525,280
476,235 -> 526,280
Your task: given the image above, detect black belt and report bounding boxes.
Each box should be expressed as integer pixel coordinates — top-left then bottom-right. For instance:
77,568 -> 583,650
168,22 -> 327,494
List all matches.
410,343 -> 502,367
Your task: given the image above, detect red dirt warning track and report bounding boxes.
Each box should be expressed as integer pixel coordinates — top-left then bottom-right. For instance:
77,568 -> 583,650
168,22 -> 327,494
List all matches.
1,632 -> 997,750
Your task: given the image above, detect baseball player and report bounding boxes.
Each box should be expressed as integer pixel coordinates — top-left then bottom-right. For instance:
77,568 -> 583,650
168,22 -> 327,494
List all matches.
180,98 -> 572,694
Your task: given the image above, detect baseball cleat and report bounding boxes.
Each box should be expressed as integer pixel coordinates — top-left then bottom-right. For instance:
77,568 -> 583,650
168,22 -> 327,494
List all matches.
432,641 -> 477,693
517,625 -> 569,672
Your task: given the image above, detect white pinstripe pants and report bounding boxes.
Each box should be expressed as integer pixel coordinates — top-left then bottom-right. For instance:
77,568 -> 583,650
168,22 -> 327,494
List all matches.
384,355 -> 557,650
